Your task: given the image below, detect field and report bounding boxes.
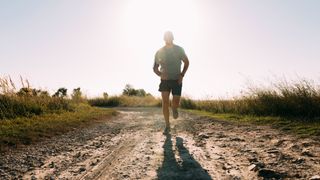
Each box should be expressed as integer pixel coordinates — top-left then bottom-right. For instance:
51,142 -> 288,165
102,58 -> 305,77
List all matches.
2,76 -> 320,148
1,77 -> 320,179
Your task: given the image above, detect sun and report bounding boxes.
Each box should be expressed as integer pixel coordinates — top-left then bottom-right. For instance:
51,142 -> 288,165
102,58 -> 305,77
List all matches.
120,0 -> 200,48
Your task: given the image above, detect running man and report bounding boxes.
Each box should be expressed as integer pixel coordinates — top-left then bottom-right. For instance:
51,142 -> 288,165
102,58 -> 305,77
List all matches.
153,31 -> 190,130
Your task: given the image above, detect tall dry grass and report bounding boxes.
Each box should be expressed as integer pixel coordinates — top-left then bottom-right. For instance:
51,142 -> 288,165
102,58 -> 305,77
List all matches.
181,79 -> 320,119
0,76 -> 74,120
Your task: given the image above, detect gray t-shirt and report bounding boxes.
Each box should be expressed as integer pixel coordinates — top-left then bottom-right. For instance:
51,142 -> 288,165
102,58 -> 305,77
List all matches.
154,45 -> 187,80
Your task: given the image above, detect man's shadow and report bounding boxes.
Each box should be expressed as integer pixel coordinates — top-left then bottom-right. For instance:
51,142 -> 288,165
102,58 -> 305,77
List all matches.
157,131 -> 212,180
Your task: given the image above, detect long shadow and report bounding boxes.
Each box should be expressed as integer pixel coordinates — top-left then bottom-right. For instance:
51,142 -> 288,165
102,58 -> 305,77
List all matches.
157,131 -> 212,180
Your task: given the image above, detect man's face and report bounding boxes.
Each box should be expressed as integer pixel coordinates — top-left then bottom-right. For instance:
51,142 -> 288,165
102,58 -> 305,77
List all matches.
164,32 -> 174,43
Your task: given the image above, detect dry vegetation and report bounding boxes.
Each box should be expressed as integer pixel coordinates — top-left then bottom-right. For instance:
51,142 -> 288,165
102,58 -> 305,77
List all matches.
88,84 -> 161,107
88,95 -> 161,107
2,75 -> 320,147
0,76 -> 116,149
180,79 -> 320,137
181,79 -> 320,120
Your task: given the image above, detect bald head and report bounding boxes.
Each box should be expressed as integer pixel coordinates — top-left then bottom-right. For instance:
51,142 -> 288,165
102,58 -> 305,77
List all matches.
163,31 -> 174,44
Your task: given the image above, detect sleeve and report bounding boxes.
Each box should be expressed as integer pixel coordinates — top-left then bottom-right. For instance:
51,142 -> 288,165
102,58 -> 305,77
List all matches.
154,51 -> 160,65
180,47 -> 187,59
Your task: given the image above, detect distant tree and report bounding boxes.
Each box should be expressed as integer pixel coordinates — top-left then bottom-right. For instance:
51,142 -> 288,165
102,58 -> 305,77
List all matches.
136,89 -> 146,97
103,92 -> 109,99
123,84 -> 137,96
53,88 -> 68,98
122,84 -> 147,97
71,87 -> 82,102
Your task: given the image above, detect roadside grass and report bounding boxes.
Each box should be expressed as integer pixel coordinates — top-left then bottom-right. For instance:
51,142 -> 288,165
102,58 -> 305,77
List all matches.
180,79 -> 320,137
185,109 -> 320,138
181,79 -> 320,119
88,95 -> 161,107
0,104 -> 117,150
119,95 -> 161,107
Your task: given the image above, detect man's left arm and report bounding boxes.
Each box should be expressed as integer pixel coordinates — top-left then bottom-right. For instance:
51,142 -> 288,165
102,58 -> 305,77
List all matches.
181,57 -> 189,77
178,57 -> 189,84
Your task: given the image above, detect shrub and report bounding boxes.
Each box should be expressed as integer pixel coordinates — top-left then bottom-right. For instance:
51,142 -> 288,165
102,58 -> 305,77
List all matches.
180,98 -> 197,109
53,88 -> 68,98
71,87 -> 85,103
122,84 -> 147,97
88,95 -> 161,107
88,96 -> 121,107
119,95 -> 160,107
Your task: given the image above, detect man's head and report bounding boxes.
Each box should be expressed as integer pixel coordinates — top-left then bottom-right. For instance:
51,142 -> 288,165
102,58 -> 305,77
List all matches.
163,31 -> 174,44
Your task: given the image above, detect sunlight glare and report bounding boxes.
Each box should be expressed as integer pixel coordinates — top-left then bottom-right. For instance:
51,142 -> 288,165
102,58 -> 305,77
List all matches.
121,0 -> 200,51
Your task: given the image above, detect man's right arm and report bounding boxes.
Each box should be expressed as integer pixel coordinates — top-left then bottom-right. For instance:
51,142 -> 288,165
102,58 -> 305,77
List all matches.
153,62 -> 161,77
153,51 -> 162,77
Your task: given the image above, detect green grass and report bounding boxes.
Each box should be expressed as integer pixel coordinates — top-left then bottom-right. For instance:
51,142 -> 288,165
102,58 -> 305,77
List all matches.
0,104 -> 117,150
185,109 -> 320,137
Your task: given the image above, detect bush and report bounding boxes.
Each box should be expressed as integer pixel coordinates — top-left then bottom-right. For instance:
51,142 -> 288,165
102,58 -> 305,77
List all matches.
119,95 -> 160,107
122,84 -> 147,97
71,87 -> 85,103
88,95 -> 161,107
88,96 -> 121,107
180,98 -> 197,109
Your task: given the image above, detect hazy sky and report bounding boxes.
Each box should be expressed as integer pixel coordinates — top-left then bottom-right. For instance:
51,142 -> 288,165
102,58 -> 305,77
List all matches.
1,0 -> 320,99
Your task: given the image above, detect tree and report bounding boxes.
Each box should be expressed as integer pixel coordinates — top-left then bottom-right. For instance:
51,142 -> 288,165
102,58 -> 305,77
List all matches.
122,84 -> 147,97
103,92 -> 109,99
136,89 -> 146,97
71,87 -> 83,102
123,84 -> 137,96
53,88 -> 68,98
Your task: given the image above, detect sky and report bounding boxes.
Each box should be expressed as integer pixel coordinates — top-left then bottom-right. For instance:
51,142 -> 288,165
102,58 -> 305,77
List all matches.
1,0 -> 320,99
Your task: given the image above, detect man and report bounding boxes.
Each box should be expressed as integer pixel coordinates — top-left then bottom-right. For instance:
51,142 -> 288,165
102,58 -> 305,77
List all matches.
153,31 -> 190,131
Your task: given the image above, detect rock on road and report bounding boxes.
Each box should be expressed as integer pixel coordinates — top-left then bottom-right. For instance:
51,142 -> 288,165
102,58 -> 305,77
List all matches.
1,107 -> 320,180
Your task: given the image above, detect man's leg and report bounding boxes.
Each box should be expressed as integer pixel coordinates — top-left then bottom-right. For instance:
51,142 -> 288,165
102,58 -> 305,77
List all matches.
172,95 -> 181,119
161,91 -> 170,128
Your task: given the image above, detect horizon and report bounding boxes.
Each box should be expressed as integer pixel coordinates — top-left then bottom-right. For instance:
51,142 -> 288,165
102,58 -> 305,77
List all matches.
1,0 -> 320,99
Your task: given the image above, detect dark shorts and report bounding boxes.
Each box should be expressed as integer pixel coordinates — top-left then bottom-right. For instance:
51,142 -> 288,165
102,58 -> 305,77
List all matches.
158,80 -> 182,96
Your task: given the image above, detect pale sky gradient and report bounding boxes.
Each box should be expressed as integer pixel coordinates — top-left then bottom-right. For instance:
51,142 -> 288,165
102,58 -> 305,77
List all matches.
1,0 -> 320,99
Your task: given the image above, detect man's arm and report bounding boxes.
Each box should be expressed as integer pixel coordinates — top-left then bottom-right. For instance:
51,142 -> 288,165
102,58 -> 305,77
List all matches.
178,57 -> 189,84
153,62 -> 161,77
181,57 -> 189,77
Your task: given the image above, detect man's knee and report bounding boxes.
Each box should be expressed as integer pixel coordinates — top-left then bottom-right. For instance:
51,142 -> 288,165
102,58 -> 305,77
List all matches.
162,99 -> 170,107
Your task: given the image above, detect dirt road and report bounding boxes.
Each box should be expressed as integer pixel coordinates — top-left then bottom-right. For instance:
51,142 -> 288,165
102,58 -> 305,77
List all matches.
1,107 -> 320,179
